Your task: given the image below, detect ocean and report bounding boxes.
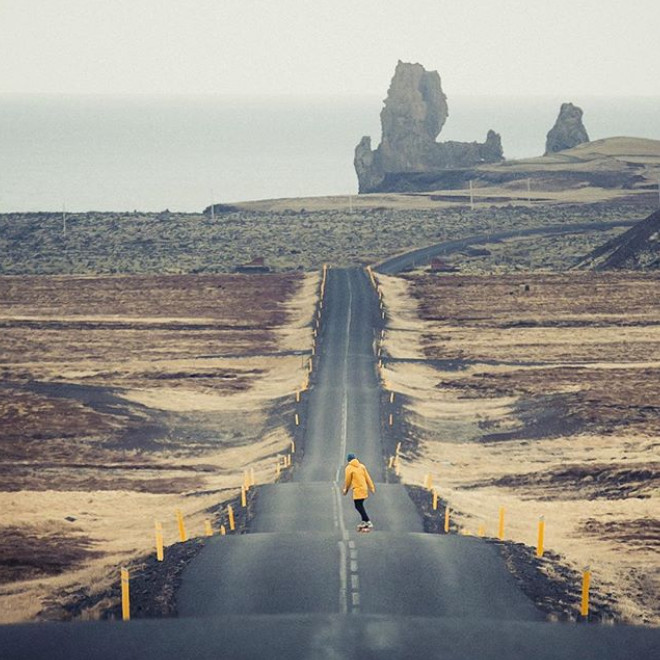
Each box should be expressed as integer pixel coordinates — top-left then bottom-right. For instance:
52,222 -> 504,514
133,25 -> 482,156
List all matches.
1,94 -> 658,213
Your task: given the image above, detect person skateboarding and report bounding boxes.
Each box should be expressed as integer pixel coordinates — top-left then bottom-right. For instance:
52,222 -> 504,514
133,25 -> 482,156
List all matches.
342,453 -> 375,530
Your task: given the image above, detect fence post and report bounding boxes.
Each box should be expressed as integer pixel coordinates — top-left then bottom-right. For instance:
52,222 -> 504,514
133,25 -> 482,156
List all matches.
176,509 -> 187,542
121,568 -> 130,621
432,489 -> 438,511
155,521 -> 164,561
444,506 -> 450,533
581,566 -> 591,618
537,516 -> 545,558
204,519 -> 213,537
498,507 -> 505,540
228,505 -> 235,531
241,484 -> 247,508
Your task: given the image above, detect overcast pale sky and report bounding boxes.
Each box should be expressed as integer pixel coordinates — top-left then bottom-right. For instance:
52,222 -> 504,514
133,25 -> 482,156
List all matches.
0,0 -> 658,97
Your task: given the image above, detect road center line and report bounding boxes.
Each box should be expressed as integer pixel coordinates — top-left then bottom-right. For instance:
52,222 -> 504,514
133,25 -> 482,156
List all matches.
337,540 -> 348,614
331,484 -> 339,531
338,272 -> 353,475
334,273 -> 357,614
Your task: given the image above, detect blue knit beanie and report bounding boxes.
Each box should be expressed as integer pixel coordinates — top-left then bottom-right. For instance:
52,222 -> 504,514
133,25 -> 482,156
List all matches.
347,453 -> 356,461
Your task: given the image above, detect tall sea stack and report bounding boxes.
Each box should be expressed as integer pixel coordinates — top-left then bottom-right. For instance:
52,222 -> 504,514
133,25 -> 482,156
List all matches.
354,61 -> 503,194
545,103 -> 589,154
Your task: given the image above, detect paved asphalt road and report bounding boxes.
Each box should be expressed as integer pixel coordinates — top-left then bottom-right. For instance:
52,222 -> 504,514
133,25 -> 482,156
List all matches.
376,219 -> 639,274
2,265 -> 658,658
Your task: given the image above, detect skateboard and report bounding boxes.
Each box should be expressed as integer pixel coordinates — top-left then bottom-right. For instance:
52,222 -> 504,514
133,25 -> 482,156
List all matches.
357,523 -> 372,533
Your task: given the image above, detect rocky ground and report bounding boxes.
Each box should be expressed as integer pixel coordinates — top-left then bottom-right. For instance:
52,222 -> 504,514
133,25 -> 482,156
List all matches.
0,199 -> 656,275
0,272 -> 316,623
378,271 -> 660,625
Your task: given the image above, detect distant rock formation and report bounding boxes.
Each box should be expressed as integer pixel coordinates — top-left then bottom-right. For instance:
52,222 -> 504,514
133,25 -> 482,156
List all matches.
354,61 -> 503,194
545,103 -> 589,155
577,209 -> 660,270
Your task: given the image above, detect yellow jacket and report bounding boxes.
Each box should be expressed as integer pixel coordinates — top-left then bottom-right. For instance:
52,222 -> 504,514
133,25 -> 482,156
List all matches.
343,459 -> 375,500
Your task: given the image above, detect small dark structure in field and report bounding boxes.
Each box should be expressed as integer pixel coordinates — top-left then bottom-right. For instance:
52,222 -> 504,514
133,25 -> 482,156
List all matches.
429,258 -> 458,273
235,257 -> 271,273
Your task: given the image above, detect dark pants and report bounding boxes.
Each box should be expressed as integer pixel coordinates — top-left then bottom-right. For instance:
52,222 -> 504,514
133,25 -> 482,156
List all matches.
354,498 -> 370,522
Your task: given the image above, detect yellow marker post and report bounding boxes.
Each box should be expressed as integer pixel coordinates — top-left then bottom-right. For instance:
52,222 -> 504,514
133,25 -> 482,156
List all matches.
220,524 -> 226,536
432,490 -> 438,511
176,509 -> 187,542
388,413 -> 393,426
424,473 -> 433,490
290,440 -> 296,454
204,519 -> 213,537
390,391 -> 395,404
498,507 -> 505,541
276,458 -> 281,478
444,506 -> 450,533
581,566 -> 591,618
395,442 -> 401,456
388,456 -> 394,469
296,390 -> 300,403
243,471 -> 250,491
295,413 -> 300,426
121,567 -> 130,621
537,516 -> 545,558
241,484 -> 247,508
287,453 -> 292,467
228,505 -> 235,531
155,521 -> 164,562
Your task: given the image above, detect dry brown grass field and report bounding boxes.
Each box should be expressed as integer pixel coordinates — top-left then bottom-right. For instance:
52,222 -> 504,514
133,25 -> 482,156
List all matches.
0,272 -> 317,622
378,271 -> 660,624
